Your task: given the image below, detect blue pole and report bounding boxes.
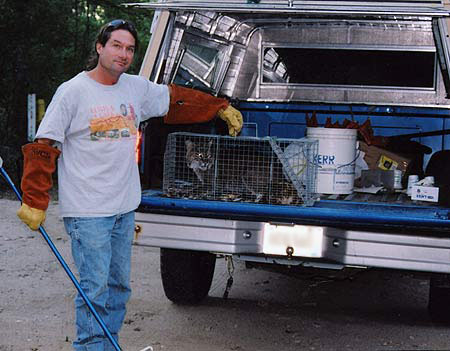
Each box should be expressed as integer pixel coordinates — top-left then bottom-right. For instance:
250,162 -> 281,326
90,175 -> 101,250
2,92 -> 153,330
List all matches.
0,166 -> 122,351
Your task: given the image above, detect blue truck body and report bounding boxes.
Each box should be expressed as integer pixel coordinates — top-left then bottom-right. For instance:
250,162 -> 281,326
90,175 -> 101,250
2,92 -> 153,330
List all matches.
130,0 -> 450,318
139,101 -> 450,231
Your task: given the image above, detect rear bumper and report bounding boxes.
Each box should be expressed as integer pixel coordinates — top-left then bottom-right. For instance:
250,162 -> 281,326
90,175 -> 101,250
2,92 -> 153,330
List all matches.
135,212 -> 450,274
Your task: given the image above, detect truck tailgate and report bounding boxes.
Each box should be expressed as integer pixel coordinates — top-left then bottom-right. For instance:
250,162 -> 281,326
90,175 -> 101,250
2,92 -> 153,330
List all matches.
139,190 -> 450,233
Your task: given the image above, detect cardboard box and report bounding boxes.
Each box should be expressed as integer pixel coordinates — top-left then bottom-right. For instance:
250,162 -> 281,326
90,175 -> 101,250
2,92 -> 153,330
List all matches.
359,142 -> 411,172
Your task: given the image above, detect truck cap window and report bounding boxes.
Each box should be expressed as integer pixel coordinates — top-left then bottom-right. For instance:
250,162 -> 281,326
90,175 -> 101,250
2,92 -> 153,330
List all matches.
263,47 -> 436,89
170,32 -> 228,93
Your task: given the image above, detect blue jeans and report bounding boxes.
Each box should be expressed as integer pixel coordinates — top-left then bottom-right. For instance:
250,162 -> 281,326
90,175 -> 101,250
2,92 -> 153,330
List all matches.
63,211 -> 135,351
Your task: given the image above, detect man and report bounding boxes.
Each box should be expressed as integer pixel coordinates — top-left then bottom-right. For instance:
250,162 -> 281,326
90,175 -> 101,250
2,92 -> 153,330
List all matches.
17,19 -> 242,351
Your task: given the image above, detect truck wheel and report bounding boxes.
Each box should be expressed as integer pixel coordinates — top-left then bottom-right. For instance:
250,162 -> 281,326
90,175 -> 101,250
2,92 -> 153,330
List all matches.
160,248 -> 216,304
428,274 -> 450,323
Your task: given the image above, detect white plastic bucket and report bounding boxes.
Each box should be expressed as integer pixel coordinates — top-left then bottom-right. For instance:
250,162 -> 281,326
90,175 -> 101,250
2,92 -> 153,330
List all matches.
307,127 -> 357,194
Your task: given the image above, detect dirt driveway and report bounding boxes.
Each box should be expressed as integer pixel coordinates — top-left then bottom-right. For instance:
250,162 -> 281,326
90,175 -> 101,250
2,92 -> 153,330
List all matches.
1,196 -> 450,351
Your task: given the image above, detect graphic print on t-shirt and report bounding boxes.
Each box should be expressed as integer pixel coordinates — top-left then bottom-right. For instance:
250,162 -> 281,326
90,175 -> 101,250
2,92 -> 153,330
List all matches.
89,103 -> 137,141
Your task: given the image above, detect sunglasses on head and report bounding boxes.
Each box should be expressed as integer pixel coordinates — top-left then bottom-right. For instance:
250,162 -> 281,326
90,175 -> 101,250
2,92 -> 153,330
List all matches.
99,19 -> 138,49
102,19 -> 137,37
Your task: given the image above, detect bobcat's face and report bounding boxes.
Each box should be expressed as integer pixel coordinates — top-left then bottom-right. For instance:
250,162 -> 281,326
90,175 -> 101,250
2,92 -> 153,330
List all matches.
195,150 -> 213,171
185,139 -> 214,183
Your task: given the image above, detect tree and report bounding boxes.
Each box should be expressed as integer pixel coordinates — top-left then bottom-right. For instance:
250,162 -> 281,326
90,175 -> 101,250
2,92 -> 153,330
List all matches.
0,0 -> 153,183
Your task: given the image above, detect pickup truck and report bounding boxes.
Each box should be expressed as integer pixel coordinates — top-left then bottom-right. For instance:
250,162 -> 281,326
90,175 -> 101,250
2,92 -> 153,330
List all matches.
127,0 -> 450,322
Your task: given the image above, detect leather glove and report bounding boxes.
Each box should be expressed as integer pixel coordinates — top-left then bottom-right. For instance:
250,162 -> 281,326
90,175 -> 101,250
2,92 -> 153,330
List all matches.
17,142 -> 60,231
164,84 -> 243,136
217,105 -> 243,137
17,203 -> 46,231
165,84 -> 229,125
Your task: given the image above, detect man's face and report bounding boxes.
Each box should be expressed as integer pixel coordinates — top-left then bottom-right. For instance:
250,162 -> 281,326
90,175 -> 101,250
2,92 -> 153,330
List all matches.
96,29 -> 135,76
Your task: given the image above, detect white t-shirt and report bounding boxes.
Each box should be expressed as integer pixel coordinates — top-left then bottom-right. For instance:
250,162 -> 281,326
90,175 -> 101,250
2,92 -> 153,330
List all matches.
36,71 -> 170,217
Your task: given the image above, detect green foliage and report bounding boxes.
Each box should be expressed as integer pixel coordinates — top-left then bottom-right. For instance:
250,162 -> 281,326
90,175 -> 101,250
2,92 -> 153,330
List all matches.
0,0 -> 154,185
0,0 -> 154,148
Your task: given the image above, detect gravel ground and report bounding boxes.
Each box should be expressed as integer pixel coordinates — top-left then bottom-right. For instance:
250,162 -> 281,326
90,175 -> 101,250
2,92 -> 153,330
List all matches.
1,190 -> 450,351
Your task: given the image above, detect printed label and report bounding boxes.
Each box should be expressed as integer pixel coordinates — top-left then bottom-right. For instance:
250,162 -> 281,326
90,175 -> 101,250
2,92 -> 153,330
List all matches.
314,154 -> 335,165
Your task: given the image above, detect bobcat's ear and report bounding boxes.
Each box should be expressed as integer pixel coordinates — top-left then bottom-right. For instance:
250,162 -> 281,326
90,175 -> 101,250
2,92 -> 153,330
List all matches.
185,140 -> 193,151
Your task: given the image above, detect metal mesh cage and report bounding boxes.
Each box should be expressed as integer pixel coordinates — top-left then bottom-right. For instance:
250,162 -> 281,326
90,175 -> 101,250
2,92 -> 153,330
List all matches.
163,132 -> 318,206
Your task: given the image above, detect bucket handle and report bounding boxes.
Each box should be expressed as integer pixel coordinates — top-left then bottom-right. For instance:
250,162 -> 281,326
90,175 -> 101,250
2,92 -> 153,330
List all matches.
336,149 -> 361,169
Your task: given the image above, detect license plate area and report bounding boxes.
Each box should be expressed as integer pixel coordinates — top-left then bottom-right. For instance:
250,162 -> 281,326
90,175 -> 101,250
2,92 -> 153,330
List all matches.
262,223 -> 324,258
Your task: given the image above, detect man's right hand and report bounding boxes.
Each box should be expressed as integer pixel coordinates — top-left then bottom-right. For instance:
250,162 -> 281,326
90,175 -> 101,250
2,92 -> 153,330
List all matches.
17,141 -> 60,231
17,203 -> 46,231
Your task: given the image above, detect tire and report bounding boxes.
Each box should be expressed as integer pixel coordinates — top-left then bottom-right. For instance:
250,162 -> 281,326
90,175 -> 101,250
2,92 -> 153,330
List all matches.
160,248 -> 216,304
428,274 -> 450,324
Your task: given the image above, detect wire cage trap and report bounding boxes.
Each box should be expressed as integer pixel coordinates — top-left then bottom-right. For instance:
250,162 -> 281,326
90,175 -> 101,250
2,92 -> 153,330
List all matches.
163,132 -> 319,206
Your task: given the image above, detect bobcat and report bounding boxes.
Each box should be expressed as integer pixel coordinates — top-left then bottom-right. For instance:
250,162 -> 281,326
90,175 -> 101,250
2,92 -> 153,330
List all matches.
183,138 -> 301,204
185,139 -> 214,183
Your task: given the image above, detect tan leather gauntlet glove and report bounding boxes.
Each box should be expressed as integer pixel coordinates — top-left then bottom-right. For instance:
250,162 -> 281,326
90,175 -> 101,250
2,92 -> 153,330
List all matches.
17,143 -> 60,230
164,84 -> 243,136
217,105 -> 243,137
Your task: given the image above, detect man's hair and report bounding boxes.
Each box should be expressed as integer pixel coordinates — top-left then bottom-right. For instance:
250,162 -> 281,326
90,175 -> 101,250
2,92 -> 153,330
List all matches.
86,19 -> 139,71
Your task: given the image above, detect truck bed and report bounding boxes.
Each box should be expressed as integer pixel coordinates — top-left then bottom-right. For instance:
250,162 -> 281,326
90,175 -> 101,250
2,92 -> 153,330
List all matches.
139,189 -> 450,233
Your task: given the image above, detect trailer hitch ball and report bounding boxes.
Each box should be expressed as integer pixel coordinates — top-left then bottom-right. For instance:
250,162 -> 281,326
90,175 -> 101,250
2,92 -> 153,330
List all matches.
286,246 -> 294,258
134,224 -> 142,240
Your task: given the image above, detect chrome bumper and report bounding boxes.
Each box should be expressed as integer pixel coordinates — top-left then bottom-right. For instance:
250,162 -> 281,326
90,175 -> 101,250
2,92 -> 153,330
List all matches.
135,212 -> 450,274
